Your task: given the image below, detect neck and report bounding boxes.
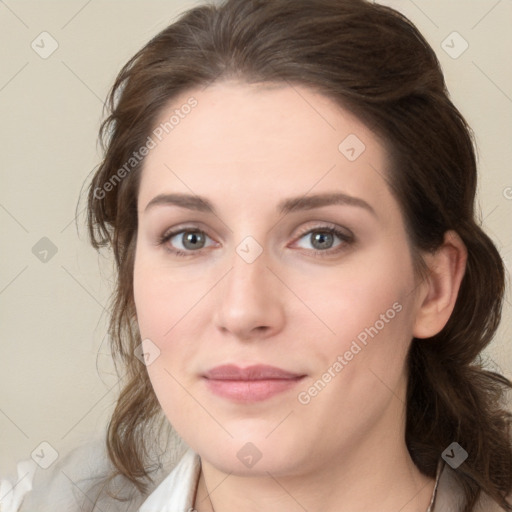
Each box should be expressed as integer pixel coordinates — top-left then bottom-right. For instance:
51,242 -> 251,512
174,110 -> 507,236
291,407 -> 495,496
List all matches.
194,427 -> 435,512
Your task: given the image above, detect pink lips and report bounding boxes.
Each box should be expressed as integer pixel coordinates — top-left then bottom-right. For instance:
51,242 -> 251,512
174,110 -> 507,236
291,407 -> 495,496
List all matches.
203,364 -> 305,402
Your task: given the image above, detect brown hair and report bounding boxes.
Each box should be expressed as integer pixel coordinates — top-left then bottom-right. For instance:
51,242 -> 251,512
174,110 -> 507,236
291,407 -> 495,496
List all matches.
86,0 -> 512,510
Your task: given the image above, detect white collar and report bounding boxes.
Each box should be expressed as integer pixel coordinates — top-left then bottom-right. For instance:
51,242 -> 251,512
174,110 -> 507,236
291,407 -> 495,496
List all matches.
139,448 -> 201,512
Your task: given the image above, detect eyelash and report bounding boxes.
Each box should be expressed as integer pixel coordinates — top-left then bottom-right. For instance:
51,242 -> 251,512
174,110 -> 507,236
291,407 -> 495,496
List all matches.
157,224 -> 354,259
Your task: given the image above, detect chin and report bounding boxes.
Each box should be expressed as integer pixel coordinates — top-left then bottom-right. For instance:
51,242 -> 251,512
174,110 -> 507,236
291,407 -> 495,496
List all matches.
191,432 -> 306,476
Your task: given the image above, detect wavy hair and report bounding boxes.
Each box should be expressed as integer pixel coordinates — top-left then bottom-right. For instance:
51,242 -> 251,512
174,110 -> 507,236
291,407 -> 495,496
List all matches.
86,0 -> 512,510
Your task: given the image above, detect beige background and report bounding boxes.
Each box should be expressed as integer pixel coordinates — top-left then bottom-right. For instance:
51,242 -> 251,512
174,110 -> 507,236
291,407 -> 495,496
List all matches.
0,0 -> 511,474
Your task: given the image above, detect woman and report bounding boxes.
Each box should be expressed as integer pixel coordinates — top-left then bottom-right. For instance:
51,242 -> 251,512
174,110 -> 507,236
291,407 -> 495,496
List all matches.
2,0 -> 511,511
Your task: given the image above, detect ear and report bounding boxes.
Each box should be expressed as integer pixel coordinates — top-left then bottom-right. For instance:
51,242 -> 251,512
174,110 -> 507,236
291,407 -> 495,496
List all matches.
413,230 -> 468,339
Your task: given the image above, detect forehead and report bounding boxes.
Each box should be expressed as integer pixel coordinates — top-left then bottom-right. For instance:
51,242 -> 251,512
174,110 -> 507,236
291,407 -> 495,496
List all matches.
138,80 -> 392,213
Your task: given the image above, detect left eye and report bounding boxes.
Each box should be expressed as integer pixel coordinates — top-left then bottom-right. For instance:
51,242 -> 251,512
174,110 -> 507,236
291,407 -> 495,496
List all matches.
162,230 -> 215,252
294,227 -> 352,252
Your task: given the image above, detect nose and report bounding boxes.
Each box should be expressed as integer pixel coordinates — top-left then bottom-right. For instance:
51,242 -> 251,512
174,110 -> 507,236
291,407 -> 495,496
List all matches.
212,247 -> 285,341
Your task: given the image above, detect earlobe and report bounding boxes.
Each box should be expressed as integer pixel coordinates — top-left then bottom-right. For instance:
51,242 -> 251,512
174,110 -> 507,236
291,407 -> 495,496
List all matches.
412,230 -> 468,339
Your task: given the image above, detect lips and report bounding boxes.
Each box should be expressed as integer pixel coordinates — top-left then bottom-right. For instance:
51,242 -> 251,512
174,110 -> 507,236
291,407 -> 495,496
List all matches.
202,364 -> 306,402
203,364 -> 303,380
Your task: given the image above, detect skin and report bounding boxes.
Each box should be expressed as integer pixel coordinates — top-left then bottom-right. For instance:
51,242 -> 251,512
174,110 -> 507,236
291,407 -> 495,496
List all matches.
133,81 -> 467,512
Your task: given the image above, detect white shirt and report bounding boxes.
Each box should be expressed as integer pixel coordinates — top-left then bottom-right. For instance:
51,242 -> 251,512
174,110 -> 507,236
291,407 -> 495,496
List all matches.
138,448 -> 201,511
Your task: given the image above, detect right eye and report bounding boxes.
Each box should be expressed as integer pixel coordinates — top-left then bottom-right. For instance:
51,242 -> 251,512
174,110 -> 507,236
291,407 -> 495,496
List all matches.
158,228 -> 217,257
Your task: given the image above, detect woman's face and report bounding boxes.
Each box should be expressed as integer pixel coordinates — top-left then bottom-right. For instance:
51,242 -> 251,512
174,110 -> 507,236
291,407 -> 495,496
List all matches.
134,81 -> 424,476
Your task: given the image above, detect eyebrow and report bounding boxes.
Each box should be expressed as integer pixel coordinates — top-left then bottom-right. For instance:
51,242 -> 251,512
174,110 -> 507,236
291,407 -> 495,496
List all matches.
144,191 -> 376,217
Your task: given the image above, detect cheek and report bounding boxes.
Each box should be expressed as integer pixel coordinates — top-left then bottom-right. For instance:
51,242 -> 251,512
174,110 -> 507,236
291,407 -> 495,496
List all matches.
133,249 -> 204,377
133,250 -> 192,340
133,266 -> 169,340
297,274 -> 413,441
316,249 -> 414,346
337,264 -> 414,377
133,257 -> 197,426
306,248 -> 416,409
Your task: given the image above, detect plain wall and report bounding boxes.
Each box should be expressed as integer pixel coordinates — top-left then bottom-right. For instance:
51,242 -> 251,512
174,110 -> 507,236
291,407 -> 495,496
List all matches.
1,0 -> 511,475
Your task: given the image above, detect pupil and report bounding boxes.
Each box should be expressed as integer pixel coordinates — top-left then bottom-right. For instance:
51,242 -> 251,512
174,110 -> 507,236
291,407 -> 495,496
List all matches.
184,232 -> 204,249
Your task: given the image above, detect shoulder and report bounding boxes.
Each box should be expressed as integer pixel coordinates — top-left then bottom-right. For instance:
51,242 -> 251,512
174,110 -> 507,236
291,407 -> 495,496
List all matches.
435,460 -> 511,512
16,436 -> 137,512
2,433 -> 187,512
0,459 -> 37,512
